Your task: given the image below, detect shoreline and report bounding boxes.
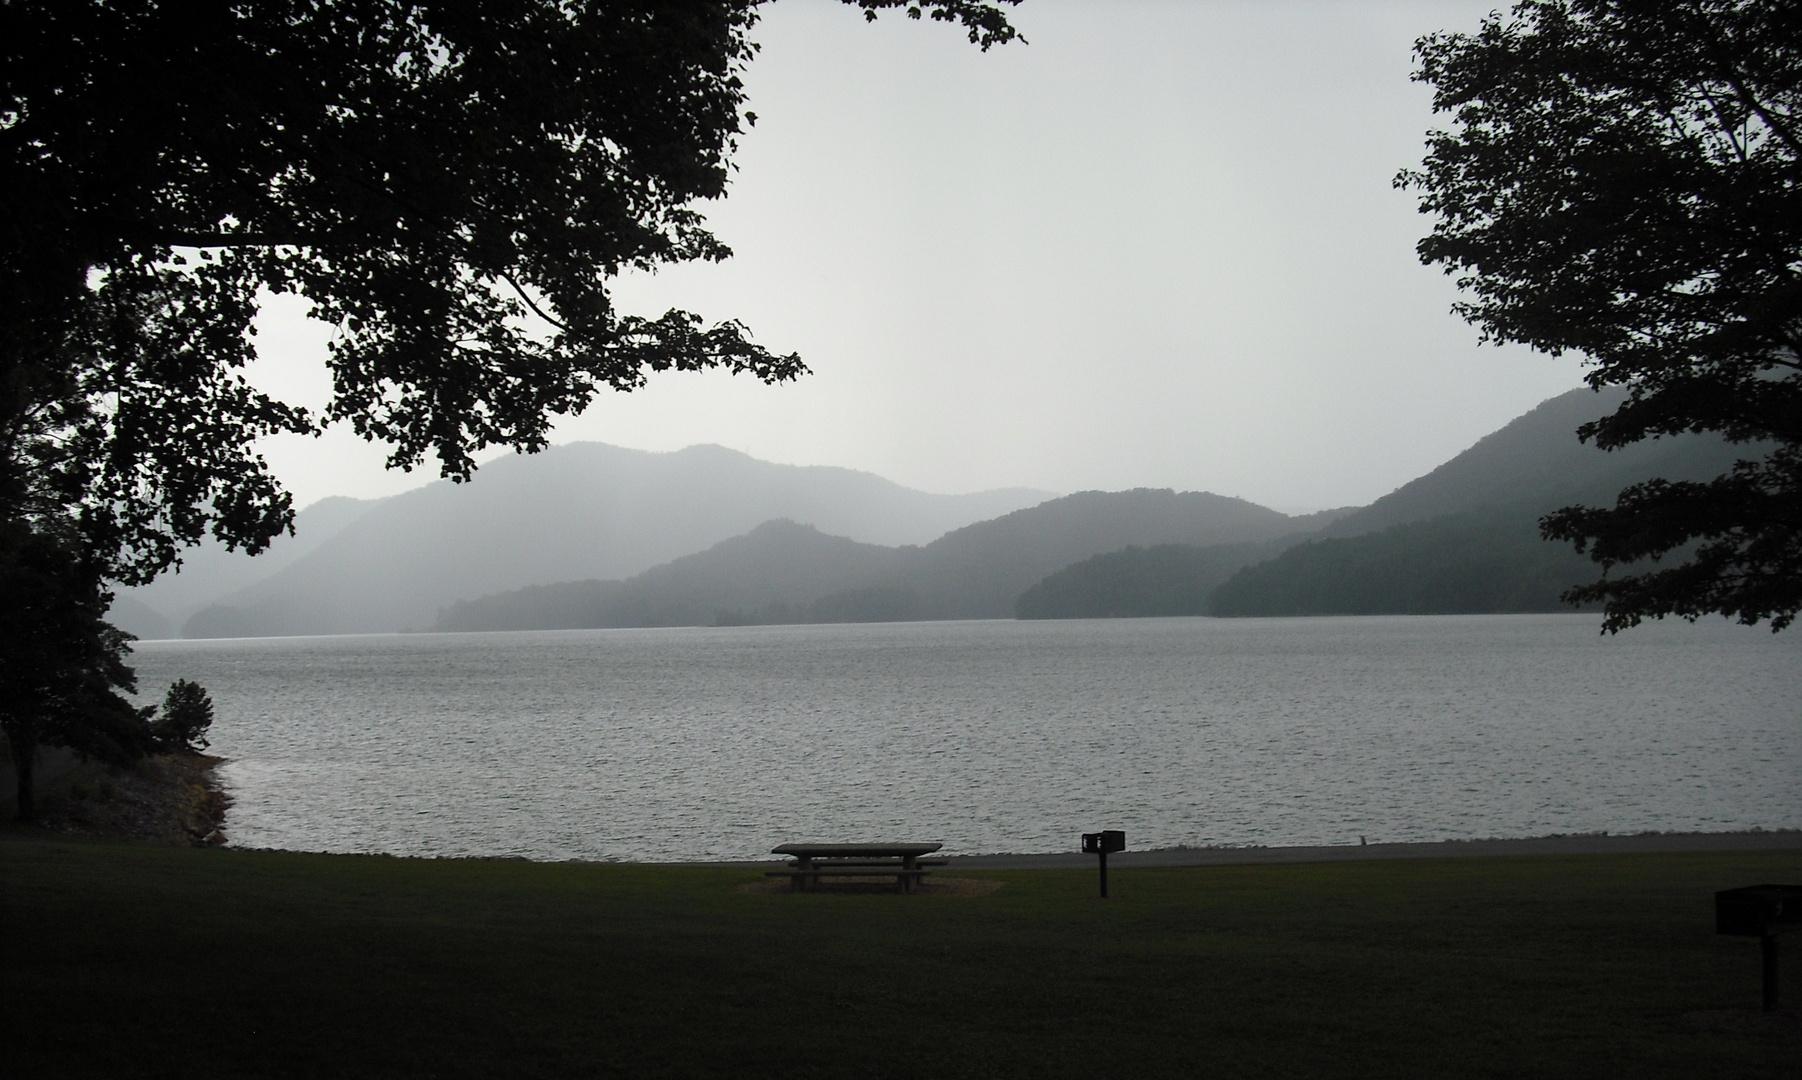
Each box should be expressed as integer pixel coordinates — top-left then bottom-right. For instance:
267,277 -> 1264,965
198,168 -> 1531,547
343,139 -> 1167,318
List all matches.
2,753 -> 230,846
665,829 -> 1802,871
936,828 -> 1802,870
11,801 -> 1797,867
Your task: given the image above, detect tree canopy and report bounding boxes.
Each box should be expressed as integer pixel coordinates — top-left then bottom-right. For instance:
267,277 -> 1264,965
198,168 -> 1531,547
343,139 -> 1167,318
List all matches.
152,679 -> 216,755
1399,0 -> 1801,631
1,0 -> 1019,586
0,521 -> 152,820
0,0 -> 1018,813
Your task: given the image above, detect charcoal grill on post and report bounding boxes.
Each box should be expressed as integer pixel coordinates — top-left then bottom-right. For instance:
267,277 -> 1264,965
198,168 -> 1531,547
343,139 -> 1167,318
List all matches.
1715,883 -> 1802,1012
1081,830 -> 1125,898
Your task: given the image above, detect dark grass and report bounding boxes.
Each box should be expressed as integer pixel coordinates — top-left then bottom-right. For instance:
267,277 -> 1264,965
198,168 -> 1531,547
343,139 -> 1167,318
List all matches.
3,836 -> 1798,1078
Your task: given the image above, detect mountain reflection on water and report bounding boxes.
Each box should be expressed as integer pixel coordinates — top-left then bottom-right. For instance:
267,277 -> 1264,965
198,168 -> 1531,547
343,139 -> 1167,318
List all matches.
132,615 -> 1801,862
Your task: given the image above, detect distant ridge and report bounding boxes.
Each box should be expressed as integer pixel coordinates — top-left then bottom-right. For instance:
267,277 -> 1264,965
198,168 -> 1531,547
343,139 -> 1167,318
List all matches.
878,488 -> 1321,620
1206,387 -> 1756,617
433,489 -> 1334,631
1208,509 -> 1603,617
179,443 -> 1053,638
160,388 -> 1755,637
1018,387 -> 1755,620
437,520 -> 906,631
1318,386 -> 1746,538
113,495 -> 375,637
1015,541 -> 1285,620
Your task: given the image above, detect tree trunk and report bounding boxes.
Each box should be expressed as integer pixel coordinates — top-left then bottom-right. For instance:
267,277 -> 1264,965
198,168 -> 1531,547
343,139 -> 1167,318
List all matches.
5,727 -> 37,822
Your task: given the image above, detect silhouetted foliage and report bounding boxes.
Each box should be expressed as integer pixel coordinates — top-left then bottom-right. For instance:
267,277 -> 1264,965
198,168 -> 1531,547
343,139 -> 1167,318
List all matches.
0,1 -> 1017,755
3,1 -> 1017,592
1400,1 -> 1802,631
152,679 -> 215,755
0,523 -> 153,820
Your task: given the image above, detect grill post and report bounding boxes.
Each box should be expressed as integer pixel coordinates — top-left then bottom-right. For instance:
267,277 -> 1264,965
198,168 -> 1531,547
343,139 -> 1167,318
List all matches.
1714,884 -> 1799,1012
1763,933 -> 1780,1013
1081,830 -> 1126,900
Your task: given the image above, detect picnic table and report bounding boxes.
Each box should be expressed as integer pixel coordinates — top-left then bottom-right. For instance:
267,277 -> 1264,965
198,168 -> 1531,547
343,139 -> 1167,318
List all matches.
768,843 -> 945,893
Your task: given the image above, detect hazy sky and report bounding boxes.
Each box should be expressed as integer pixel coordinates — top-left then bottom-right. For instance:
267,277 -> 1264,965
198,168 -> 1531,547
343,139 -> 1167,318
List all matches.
247,0 -> 1587,514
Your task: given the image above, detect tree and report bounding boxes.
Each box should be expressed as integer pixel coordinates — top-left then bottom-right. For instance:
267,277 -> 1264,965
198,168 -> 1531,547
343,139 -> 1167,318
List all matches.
1399,0 -> 1802,631
153,679 -> 216,755
3,0 -> 1019,588
0,1 -> 1017,796
0,523 -> 154,820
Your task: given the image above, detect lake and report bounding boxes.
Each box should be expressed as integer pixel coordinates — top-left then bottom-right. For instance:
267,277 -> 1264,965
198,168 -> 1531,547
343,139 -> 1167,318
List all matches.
131,614 -> 1802,862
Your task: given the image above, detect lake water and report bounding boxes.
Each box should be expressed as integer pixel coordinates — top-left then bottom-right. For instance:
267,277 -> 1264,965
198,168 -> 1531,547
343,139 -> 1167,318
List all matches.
131,615 -> 1802,862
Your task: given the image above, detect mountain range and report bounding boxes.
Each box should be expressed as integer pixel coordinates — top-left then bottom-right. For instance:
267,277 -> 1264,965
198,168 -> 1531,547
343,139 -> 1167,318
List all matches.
1019,386 -> 1750,619
111,495 -> 376,639
119,385 -> 1756,638
1315,385 -> 1745,538
441,386 -> 1752,631
436,490 -> 1342,631
120,443 -> 1050,638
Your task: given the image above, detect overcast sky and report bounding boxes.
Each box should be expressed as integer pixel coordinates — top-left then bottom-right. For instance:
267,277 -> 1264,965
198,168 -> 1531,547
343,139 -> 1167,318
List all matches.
248,0 -> 1588,514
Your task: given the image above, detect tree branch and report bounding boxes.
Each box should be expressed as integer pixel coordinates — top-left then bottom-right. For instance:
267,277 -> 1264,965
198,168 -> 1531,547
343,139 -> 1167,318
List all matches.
144,232 -> 312,249
500,271 -> 567,331
1714,67 -> 1802,157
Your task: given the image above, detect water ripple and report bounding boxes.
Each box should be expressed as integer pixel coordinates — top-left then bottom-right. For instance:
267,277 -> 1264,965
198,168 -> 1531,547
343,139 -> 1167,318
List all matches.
131,614 -> 1802,861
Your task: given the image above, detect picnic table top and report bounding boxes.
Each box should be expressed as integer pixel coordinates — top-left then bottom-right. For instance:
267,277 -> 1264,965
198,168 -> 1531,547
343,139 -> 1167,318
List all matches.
771,843 -> 943,858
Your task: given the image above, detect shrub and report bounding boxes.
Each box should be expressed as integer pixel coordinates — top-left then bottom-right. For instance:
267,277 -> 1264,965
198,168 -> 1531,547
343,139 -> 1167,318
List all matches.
153,680 -> 214,754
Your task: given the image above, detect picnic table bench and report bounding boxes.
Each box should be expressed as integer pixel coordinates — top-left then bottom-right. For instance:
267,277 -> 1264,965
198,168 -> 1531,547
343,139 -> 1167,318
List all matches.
768,843 -> 945,892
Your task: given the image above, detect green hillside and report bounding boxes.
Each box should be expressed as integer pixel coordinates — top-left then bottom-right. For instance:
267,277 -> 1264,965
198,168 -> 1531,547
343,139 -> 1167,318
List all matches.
434,519 -> 904,630
885,488 -> 1315,619
1015,541 -> 1279,619
1208,508 -> 1601,616
435,489 -> 1327,631
1015,388 -> 1752,621
1318,387 -> 1748,538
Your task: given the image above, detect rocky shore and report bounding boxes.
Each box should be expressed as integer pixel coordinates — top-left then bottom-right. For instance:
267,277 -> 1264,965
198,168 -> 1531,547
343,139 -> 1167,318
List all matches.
9,753 -> 230,846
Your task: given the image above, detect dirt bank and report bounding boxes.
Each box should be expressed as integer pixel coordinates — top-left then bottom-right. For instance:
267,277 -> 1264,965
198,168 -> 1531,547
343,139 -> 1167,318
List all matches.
6,753 -> 230,846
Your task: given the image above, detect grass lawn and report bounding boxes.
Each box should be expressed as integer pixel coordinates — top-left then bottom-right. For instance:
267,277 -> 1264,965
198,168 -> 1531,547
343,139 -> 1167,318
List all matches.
3,836 -> 1797,1078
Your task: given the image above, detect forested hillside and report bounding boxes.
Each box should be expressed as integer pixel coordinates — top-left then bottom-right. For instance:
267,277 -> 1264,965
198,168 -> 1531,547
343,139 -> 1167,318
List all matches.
1016,388 -> 1749,621
1208,508 -> 1600,616
435,520 -> 907,631
877,489 -> 1327,620
435,489 -> 1331,631
178,443 -> 1049,637
1319,387 -> 1747,538
1015,541 -> 1283,619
